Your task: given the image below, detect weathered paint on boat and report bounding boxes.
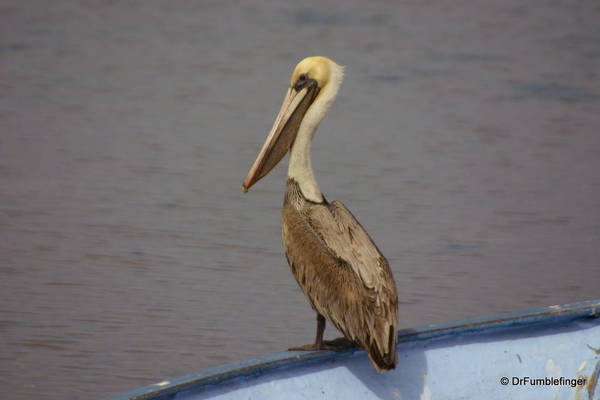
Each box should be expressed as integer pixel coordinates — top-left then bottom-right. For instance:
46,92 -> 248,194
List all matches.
102,299 -> 600,400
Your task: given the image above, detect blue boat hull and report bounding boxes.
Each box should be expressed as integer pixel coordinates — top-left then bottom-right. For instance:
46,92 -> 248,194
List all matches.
103,299 -> 600,400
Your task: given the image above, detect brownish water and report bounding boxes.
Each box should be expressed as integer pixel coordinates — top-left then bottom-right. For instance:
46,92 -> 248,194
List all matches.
1,0 -> 599,399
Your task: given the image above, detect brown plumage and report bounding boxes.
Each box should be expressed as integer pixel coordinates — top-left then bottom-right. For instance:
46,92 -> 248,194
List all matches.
242,56 -> 399,371
283,179 -> 398,371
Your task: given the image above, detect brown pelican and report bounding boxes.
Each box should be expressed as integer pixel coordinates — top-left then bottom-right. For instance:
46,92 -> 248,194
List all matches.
242,56 -> 398,372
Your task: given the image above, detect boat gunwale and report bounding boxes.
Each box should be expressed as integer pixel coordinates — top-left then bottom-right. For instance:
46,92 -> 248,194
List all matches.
101,299 -> 600,400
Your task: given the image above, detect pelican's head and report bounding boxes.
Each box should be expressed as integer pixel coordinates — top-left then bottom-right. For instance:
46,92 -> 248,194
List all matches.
289,56 -> 343,100
243,57 -> 344,192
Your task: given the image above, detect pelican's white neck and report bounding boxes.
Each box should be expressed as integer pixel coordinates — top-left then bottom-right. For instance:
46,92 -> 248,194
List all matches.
288,63 -> 343,203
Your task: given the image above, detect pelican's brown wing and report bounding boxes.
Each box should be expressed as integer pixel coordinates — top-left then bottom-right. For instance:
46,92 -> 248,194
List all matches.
282,179 -> 398,371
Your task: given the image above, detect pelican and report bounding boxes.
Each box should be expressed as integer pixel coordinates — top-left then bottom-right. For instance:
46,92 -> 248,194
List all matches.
242,56 -> 398,372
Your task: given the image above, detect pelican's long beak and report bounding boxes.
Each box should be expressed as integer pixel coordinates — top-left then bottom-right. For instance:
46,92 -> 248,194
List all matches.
242,81 -> 319,192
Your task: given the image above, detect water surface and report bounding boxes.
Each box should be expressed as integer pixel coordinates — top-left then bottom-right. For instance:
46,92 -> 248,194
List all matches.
1,0 -> 599,399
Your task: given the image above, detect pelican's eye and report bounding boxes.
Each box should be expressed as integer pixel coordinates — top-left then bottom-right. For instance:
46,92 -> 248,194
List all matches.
294,73 -> 310,91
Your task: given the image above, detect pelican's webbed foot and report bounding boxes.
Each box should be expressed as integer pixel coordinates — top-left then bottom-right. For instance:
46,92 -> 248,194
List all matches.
287,315 -> 355,351
288,342 -> 329,351
287,336 -> 354,351
324,336 -> 354,348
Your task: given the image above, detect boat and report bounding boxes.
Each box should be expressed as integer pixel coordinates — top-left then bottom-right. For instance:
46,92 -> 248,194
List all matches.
102,299 -> 600,400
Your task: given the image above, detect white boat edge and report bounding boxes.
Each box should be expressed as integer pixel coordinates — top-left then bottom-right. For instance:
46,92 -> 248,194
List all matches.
101,299 -> 600,400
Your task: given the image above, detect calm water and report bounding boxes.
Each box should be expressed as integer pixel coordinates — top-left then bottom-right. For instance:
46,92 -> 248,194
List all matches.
1,0 -> 599,399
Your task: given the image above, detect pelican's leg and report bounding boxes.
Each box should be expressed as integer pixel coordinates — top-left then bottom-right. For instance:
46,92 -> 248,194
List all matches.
288,314 -> 353,351
288,314 -> 327,350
